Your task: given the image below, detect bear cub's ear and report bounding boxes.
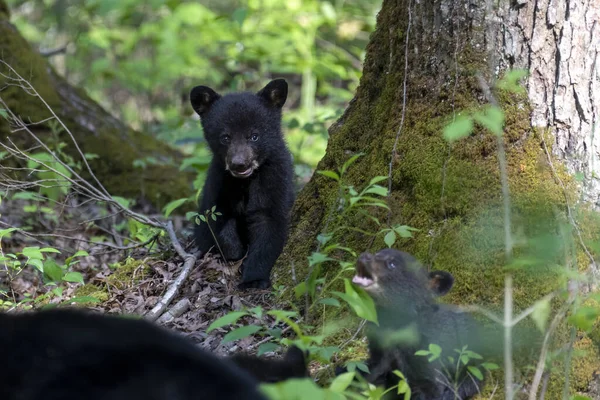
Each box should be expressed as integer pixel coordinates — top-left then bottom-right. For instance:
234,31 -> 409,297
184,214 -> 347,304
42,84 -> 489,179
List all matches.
190,85 -> 221,116
428,270 -> 454,296
257,79 -> 288,108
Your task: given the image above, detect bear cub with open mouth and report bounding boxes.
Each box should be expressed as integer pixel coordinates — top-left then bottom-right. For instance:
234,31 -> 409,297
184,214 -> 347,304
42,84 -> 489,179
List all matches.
190,79 -> 295,290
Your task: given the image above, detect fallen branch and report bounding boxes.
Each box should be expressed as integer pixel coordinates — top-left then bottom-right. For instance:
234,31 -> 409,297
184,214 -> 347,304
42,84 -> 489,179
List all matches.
145,221 -> 198,322
156,298 -> 191,325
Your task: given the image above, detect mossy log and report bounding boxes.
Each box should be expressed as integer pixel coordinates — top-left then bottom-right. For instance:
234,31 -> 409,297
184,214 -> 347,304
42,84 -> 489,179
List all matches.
0,1 -> 193,208
276,0 -> 600,397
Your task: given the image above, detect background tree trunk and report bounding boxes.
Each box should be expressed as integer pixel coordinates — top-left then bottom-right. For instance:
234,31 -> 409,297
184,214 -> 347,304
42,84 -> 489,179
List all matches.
278,0 -> 599,397
0,1 -> 194,208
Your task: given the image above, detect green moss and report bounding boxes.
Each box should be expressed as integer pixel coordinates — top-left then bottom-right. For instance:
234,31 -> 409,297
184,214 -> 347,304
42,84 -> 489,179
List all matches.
105,257 -> 151,289
73,284 -> 110,305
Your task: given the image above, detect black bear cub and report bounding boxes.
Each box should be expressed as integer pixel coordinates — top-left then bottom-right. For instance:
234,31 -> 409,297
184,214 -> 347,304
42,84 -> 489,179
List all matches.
0,308 -> 267,400
351,249 -> 487,400
190,79 -> 295,290
229,345 -> 309,383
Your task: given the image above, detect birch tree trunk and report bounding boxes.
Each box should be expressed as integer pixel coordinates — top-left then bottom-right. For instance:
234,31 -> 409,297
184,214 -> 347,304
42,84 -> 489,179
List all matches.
278,0 -> 600,397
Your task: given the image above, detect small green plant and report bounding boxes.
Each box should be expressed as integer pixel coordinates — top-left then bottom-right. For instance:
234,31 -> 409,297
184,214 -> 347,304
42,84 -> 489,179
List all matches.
0,227 -> 95,309
415,344 -> 499,400
192,206 -> 225,260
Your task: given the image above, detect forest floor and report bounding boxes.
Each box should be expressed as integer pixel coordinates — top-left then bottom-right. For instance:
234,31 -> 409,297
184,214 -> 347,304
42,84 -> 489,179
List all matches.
0,196 -> 289,359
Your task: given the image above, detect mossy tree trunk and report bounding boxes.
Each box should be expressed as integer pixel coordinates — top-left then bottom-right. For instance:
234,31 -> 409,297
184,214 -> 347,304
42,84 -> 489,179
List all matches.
277,0 -> 599,396
0,1 -> 193,208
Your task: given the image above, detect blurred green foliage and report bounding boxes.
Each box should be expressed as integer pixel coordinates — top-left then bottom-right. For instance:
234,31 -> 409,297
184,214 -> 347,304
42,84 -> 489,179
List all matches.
7,0 -> 381,189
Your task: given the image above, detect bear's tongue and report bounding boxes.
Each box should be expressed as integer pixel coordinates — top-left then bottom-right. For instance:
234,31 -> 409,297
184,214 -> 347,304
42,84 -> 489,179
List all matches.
352,275 -> 374,287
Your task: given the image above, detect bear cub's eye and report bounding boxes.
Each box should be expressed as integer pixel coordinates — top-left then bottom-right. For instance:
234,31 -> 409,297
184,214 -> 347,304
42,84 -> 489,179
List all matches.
220,135 -> 231,145
387,260 -> 396,269
250,134 -> 259,142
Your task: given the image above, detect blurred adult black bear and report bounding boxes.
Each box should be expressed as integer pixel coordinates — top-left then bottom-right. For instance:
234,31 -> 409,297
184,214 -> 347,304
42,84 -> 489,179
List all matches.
350,249 -> 492,400
0,308 -> 267,400
189,79 -> 295,290
229,345 -> 309,383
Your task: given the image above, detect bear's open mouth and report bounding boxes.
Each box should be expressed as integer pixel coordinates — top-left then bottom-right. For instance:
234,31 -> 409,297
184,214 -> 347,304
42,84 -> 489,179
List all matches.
352,259 -> 375,287
231,167 -> 253,178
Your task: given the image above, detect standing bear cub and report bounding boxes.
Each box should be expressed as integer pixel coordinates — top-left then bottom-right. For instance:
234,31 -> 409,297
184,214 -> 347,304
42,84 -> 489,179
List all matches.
190,79 -> 295,290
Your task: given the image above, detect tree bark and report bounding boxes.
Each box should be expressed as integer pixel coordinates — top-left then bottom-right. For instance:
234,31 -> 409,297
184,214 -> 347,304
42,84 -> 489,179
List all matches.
0,2 -> 194,208
278,0 -> 599,397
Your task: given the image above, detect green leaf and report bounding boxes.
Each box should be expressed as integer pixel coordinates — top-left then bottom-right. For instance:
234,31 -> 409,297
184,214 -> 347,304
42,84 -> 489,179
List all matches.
443,116 -> 473,142
364,185 -> 388,197
496,69 -> 529,94
428,344 -> 441,361
397,379 -> 410,395
111,196 -> 132,209
317,298 -> 340,307
162,198 -> 188,217
294,281 -> 307,299
531,297 -> 551,332
0,108 -> 8,119
40,247 -> 61,254
467,366 -> 484,380
0,227 -> 17,239
43,260 -> 64,282
68,296 -> 101,304
231,8 -> 248,27
329,372 -> 355,392
72,250 -> 89,258
316,170 -> 340,181
414,350 -> 430,356
84,153 -> 100,160
384,230 -> 396,248
481,362 -> 499,371
308,252 -> 333,267
207,311 -> 248,332
341,153 -> 364,175
473,105 -> 505,136
63,272 -> 85,285
22,247 -> 44,260
332,279 -> 378,324
257,342 -> 279,356
221,325 -> 262,344
393,225 -> 419,238
369,176 -> 388,186
567,306 -> 600,332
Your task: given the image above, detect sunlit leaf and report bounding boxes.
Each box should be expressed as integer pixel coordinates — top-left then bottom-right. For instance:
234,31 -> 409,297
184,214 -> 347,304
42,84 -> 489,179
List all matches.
63,272 -> 85,285
467,366 -> 484,380
162,198 -> 189,217
257,342 -> 279,356
207,311 -> 248,332
443,116 -> 473,142
473,105 -> 505,136
316,170 -> 340,181
530,297 -> 551,332
329,372 -> 355,392
384,230 -> 396,248
317,298 -> 341,307
221,325 -> 262,344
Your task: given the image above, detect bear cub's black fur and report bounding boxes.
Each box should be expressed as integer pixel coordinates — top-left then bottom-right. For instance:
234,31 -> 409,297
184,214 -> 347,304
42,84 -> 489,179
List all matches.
0,308 -> 267,400
190,79 -> 295,290
349,249 -> 489,400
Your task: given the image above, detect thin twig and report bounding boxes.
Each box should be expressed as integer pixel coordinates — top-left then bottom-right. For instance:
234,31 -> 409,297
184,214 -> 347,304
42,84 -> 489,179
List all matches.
540,136 -> 598,276
386,0 -> 412,226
